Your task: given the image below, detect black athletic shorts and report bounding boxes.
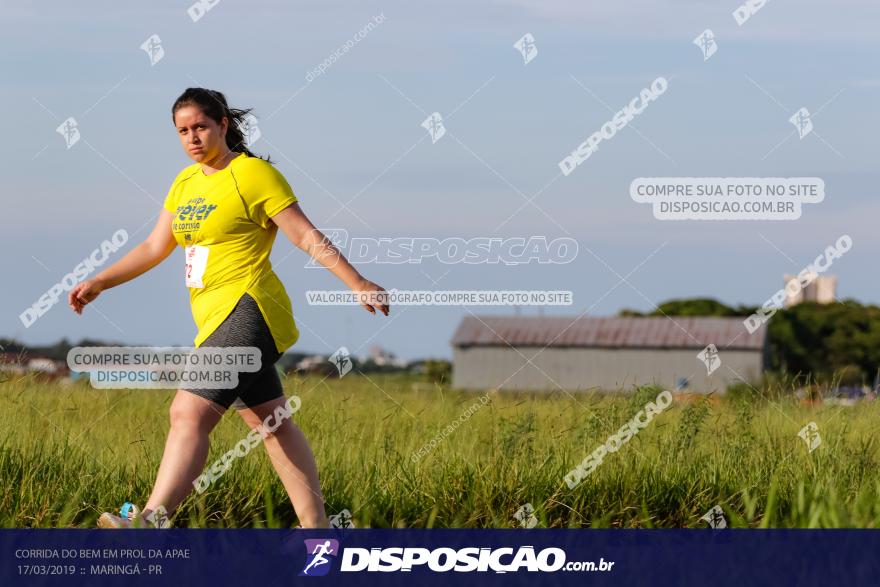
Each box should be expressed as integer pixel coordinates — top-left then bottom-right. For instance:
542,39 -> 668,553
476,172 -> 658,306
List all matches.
183,293 -> 284,410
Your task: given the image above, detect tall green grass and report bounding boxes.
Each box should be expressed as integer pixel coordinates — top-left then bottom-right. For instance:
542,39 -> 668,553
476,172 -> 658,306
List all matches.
2,373 -> 879,528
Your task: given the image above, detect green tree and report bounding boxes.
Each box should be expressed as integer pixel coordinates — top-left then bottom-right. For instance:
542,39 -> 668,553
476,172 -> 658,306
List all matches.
622,297 -> 880,382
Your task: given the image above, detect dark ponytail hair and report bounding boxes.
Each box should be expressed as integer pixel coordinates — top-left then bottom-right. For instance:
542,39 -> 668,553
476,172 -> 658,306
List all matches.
171,87 -> 273,164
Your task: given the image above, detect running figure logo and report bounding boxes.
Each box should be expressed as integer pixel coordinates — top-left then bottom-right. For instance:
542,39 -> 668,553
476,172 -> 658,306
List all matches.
692,29 -> 717,61
696,344 -> 721,376
514,503 -> 538,528
700,505 -> 728,529
329,347 -> 352,378
240,113 -> 261,147
789,107 -> 813,139
56,117 -> 80,149
421,112 -> 446,143
304,228 -> 348,269
798,421 -> 821,453
513,33 -> 538,65
300,539 -> 340,577
329,508 -> 356,529
140,34 -> 165,66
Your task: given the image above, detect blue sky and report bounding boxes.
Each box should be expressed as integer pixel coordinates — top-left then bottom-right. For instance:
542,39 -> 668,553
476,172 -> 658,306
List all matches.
2,0 -> 879,360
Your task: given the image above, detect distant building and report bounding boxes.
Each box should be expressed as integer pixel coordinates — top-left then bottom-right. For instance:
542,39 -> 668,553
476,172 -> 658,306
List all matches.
451,315 -> 768,393
295,355 -> 329,372
783,273 -> 837,307
0,353 -> 69,379
369,345 -> 407,368
0,352 -> 23,364
0,352 -> 26,376
28,358 -> 63,374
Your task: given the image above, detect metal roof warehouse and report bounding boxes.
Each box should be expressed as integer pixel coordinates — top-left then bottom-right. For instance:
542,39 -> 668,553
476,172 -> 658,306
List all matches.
450,315 -> 767,393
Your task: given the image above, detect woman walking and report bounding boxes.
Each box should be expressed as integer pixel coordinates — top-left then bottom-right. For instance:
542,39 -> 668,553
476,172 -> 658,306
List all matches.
68,87 -> 388,529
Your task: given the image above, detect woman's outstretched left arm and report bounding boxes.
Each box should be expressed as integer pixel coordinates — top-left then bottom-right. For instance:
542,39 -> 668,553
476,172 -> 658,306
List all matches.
271,203 -> 389,316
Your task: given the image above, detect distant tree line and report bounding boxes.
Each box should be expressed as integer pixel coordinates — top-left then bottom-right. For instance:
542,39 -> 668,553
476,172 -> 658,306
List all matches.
620,298 -> 880,385
0,337 -> 454,383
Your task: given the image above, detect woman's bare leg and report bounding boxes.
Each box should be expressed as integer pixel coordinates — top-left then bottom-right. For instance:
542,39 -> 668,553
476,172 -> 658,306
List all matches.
237,396 -> 329,528
140,390 -> 226,522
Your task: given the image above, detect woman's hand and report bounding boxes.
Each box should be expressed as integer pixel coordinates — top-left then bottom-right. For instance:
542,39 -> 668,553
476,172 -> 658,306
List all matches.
353,278 -> 390,316
68,278 -> 105,315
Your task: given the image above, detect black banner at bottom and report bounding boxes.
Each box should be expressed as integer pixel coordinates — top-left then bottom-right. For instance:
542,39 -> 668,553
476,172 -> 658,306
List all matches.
1,529 -> 875,586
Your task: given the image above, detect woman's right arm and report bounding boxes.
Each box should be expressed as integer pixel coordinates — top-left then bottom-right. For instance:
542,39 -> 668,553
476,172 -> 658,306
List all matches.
68,210 -> 177,315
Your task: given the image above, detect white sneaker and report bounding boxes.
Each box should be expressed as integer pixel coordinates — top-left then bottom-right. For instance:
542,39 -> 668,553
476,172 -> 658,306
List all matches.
97,503 -> 170,529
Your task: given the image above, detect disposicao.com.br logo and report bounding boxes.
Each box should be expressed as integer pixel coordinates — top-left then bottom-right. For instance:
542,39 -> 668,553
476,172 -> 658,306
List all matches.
300,540 -> 614,575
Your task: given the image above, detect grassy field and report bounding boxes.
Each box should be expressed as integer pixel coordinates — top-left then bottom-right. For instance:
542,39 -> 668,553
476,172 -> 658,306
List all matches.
2,372 -> 879,528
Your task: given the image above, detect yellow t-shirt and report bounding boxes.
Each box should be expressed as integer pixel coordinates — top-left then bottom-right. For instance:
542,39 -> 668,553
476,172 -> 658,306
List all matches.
162,151 -> 299,354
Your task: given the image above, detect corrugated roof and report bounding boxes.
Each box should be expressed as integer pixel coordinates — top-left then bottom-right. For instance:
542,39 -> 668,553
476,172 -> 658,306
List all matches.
451,315 -> 766,351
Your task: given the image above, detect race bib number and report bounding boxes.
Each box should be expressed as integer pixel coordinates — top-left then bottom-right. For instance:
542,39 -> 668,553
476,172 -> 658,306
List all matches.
185,245 -> 209,288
